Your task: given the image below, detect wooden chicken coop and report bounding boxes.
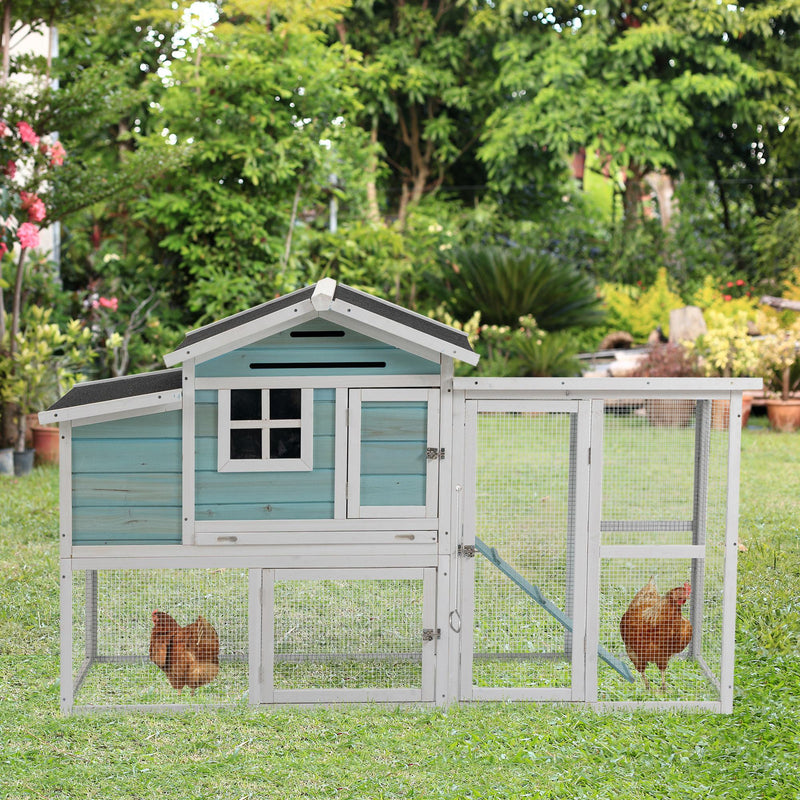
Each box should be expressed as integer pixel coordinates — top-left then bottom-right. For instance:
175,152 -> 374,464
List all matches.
41,279 -> 759,713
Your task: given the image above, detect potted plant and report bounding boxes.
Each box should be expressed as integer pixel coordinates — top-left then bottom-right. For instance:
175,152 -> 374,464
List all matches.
0,306 -> 93,473
629,342 -> 702,427
757,316 -> 800,431
687,310 -> 763,429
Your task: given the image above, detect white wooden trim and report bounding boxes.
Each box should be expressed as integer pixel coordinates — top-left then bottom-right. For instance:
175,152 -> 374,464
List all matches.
599,545 -> 706,559
39,389 -> 183,425
455,377 -> 762,399
70,551 -> 439,571
196,531 -> 436,547
262,569 -> 275,705
60,561 -> 73,714
326,300 -> 479,365
196,375 -> 440,390
720,392 -> 743,713
248,568 -> 264,706
181,360 -> 195,546
163,302 -> 318,366
195,518 -> 437,533
274,568 -> 424,580
360,505 -> 427,518
217,387 -> 313,473
584,399 -> 606,704
459,400 -> 478,701
311,277 -> 337,311
59,422 -> 73,559
476,399 -> 580,414
334,387 -> 348,519
67,401 -> 182,427
570,400 -> 593,701
347,389 -> 362,518
593,700 -> 722,713
360,387 -> 435,402
422,567 -> 437,703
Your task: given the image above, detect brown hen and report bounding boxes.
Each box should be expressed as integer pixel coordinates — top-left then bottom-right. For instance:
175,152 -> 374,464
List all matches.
149,610 -> 220,694
619,577 -> 692,693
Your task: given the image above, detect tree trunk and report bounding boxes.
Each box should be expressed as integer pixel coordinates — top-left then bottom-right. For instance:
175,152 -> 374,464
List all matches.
365,116 -> 381,225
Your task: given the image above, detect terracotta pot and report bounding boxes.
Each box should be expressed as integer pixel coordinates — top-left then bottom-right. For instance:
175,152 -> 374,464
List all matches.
24,413 -> 40,448
766,397 -> 800,432
644,399 -> 694,428
711,395 -> 753,430
32,425 -> 60,465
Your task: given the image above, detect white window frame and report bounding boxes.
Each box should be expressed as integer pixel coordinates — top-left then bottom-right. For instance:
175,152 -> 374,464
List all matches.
217,387 -> 313,472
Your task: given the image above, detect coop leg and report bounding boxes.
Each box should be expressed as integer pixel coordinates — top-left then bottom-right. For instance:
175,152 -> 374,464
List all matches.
85,570 -> 98,662
690,400 -> 711,659
60,562 -> 73,715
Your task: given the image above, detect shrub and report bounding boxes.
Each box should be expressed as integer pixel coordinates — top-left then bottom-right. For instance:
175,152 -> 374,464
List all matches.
629,342 -> 702,378
437,244 -> 604,331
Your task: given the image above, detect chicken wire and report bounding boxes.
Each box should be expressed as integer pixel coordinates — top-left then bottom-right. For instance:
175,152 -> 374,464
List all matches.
272,578 -> 424,691
472,410 -> 577,689
597,558 -> 724,703
597,399 -> 730,703
70,568 -> 249,710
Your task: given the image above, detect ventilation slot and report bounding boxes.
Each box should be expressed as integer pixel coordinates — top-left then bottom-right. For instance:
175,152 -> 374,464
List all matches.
250,362 -> 387,370
289,330 -> 345,338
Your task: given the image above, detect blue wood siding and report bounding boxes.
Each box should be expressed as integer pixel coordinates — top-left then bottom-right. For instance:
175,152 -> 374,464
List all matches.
360,401 -> 427,507
195,388 -> 335,520
72,411 -> 182,545
196,319 -> 440,378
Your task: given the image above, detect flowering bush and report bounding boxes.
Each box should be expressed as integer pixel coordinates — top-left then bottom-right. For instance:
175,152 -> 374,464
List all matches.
756,314 -> 800,400
687,310 -> 763,378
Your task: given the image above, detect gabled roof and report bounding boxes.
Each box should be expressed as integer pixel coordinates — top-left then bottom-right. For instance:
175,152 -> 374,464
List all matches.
163,279 -> 478,367
39,369 -> 183,424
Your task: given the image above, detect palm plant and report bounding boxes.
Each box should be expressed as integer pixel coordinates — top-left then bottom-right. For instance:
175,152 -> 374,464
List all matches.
438,244 -> 604,331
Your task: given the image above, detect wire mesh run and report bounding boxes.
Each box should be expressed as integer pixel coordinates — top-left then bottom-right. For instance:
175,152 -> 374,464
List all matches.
597,558 -> 723,702
273,578 -> 424,691
473,411 -> 577,689
70,568 -> 249,709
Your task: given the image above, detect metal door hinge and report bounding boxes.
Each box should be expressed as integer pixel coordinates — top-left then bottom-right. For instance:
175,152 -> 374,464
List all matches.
422,628 -> 441,641
458,544 -> 476,558
426,447 -> 445,460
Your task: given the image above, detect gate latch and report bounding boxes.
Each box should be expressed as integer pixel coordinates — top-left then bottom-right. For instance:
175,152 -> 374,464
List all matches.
426,447 -> 445,460
422,628 -> 441,641
458,544 -> 476,558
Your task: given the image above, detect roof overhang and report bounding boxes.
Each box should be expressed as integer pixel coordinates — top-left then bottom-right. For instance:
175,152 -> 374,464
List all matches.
163,280 -> 479,368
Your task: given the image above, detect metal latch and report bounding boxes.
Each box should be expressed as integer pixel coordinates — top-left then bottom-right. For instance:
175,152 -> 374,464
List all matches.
422,628 -> 441,641
426,447 -> 445,460
458,544 -> 475,558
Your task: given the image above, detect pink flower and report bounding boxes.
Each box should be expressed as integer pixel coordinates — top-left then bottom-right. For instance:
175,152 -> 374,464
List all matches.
17,222 -> 40,249
0,121 -> 9,137
16,121 -> 39,147
0,243 -> 7,259
98,296 -> 119,311
4,159 -> 15,179
20,191 -> 46,223
49,141 -> 66,166
736,279 -> 745,286
723,294 -> 732,302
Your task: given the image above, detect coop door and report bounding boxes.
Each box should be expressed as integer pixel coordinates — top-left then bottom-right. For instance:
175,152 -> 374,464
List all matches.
250,568 -> 437,704
347,389 -> 440,519
460,400 -> 591,701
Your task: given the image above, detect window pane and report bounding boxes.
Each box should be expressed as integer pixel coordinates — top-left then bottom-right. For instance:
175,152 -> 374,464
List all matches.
231,389 -> 262,420
270,428 -> 301,459
270,388 -> 302,420
231,429 -> 262,460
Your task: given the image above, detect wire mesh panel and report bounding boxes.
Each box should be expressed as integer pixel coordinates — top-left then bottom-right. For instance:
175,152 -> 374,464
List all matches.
69,568 -> 249,710
596,399 -> 731,706
597,558 -> 724,702
470,407 -> 583,693
271,574 -> 429,700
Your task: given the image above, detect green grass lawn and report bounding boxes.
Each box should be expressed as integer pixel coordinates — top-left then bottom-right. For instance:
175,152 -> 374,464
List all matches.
1,422 -> 799,799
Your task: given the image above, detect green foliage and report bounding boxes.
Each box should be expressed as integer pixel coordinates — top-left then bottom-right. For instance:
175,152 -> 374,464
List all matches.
438,244 -> 604,331
601,267 -> 684,342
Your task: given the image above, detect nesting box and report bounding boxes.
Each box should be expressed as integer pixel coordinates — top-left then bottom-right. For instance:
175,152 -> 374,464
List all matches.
42,280 -> 758,712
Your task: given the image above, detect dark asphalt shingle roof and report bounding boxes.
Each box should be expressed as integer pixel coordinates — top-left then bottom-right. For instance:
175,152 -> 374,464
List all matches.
47,369 -> 182,412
